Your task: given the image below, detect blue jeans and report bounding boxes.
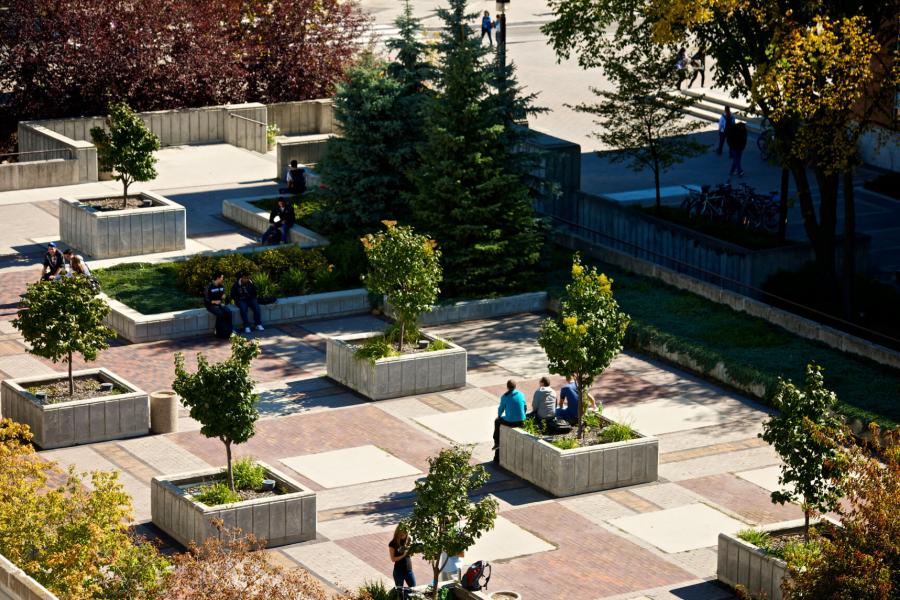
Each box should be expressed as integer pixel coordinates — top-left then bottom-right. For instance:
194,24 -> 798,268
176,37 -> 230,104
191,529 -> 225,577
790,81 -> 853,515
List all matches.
729,149 -> 743,174
393,563 -> 415,588
236,298 -> 262,328
261,222 -> 290,244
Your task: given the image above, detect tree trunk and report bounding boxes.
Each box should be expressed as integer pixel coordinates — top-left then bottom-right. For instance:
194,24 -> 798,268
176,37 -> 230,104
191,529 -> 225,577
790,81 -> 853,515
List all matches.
841,169 -> 856,321
432,563 -> 441,600
653,164 -> 661,210
777,167 -> 789,241
790,164 -> 822,260
68,350 -> 73,396
225,439 -> 235,492
804,508 -> 810,543
398,320 -> 405,353
122,178 -> 129,209
577,374 -> 587,440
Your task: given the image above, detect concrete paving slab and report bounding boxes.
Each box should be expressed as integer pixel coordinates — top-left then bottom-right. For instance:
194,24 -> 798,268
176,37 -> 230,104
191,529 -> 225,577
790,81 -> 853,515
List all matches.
282,540 -> 392,593
0,354 -> 57,378
280,444 -> 421,488
603,396 -> 756,436
413,406 -> 497,444
631,482 -> 703,510
735,465 -> 793,495
560,491 -> 637,523
465,515 -> 555,562
609,503 -> 747,553
117,435 -> 211,475
660,446 -> 780,482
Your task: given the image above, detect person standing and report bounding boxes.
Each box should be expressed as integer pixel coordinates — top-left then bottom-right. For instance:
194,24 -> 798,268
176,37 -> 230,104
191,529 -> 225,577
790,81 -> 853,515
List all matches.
674,47 -> 687,89
40,242 -> 65,281
204,272 -> 233,339
727,120 -> 748,177
261,198 -> 295,245
231,272 -> 264,334
492,379 -> 527,462
481,11 -> 493,46
717,106 -> 734,155
688,50 -> 705,88
388,525 -> 416,590
494,15 -> 503,45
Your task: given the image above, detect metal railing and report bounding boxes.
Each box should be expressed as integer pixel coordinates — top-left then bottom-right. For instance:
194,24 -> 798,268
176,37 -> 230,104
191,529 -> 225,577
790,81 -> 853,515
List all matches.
0,148 -> 75,162
228,113 -> 266,127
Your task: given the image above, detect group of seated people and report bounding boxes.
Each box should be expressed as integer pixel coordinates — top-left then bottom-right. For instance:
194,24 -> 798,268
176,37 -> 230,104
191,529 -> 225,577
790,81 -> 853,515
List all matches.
39,242 -> 98,290
492,376 -> 597,462
204,271 -> 265,339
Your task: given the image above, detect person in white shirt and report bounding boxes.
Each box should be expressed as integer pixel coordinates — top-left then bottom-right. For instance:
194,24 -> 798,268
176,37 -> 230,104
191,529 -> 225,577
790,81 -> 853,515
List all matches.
438,550 -> 465,583
717,106 -> 734,155
63,249 -> 92,277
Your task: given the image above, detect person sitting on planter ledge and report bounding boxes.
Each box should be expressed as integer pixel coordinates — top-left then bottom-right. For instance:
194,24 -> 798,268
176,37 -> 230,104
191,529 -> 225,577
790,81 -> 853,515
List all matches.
231,272 -> 264,334
556,375 -> 597,425
532,376 -> 559,429
261,197 -> 296,245
40,242 -> 65,281
204,272 -> 233,340
492,379 -> 527,463
280,159 -> 307,195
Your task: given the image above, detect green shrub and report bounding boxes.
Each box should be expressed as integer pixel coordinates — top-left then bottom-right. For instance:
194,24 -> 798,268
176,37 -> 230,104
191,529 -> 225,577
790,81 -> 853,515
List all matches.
521,416 -> 545,436
280,267 -> 309,296
552,438 -> 579,450
600,421 -> 636,443
353,337 -> 399,362
232,458 -> 266,491
193,482 -> 240,506
426,338 -> 450,351
357,580 -> 393,600
385,320 -> 420,347
175,254 -> 220,297
778,538 -> 822,569
737,528 -> 772,549
323,234 -> 366,288
251,272 -> 277,299
581,410 -> 602,429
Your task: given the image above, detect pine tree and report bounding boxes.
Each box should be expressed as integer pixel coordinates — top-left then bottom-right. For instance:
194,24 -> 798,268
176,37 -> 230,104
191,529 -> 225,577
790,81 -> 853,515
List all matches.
411,0 -> 543,296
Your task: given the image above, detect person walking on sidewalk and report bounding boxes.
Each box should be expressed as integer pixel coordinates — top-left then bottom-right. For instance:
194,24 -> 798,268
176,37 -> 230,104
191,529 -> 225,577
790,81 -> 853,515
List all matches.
717,106 -> 735,155
727,120 -> 748,178
492,379 -> 526,464
481,11 -> 493,46
688,50 -> 705,88
231,272 -> 264,334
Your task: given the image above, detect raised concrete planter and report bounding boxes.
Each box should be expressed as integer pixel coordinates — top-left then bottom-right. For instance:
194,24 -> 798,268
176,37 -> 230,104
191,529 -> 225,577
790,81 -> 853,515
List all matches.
326,332 -> 466,400
0,553 -> 58,600
499,420 -> 658,497
222,195 -> 328,247
386,292 -> 547,326
717,520 -> 810,600
102,288 -> 370,343
0,369 -> 149,450
151,461 -> 316,549
59,191 -> 186,259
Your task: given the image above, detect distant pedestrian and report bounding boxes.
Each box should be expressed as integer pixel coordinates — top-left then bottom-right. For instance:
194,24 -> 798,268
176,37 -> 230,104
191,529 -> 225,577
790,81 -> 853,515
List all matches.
688,50 -> 705,88
674,47 -> 687,89
717,106 -> 734,155
481,11 -> 493,46
204,272 -> 233,339
231,272 -> 264,334
494,15 -> 503,45
493,379 -> 526,464
40,242 -> 65,281
727,121 -> 748,178
261,198 -> 295,245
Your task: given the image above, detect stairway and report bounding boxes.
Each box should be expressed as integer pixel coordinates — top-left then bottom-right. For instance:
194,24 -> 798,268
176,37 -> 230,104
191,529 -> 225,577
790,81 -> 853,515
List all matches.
669,87 -> 765,133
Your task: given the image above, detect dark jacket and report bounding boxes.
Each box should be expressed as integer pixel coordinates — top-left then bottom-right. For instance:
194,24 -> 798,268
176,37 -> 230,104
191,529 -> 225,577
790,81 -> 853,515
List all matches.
43,251 -> 65,275
269,203 -> 295,228
726,122 -> 748,152
204,281 -> 226,305
231,280 -> 257,302
287,167 -> 306,193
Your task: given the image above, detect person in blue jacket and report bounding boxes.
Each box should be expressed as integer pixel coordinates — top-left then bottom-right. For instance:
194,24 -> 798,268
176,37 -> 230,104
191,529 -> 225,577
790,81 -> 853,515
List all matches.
493,379 -> 526,464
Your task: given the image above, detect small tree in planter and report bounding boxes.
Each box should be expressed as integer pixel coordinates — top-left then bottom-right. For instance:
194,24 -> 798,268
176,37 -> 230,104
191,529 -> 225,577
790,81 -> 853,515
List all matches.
404,445 -> 498,600
12,277 -> 115,396
90,102 -> 161,207
760,363 -> 850,541
361,221 -> 442,351
173,336 -> 261,493
538,255 -> 630,439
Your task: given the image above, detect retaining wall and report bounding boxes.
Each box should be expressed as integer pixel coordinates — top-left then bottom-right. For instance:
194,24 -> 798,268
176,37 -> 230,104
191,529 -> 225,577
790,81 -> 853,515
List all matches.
385,292 -> 548,326
0,554 -> 57,600
275,134 -> 335,175
221,195 -> 328,247
0,158 -> 78,192
16,123 -> 97,183
267,99 -> 335,136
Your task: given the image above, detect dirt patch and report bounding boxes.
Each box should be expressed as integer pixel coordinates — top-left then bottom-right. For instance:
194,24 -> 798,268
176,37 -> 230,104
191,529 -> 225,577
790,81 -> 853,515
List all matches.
184,480 -> 285,503
26,375 -> 127,404
82,196 -> 153,211
543,418 -> 638,448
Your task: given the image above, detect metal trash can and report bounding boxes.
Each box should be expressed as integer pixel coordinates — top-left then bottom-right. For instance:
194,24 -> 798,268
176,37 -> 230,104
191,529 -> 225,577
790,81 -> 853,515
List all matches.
150,390 -> 179,434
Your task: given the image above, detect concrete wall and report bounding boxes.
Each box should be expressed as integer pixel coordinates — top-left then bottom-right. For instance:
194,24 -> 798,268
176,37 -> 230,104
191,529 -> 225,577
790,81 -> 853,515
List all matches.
221,195 -> 328,247
859,126 -> 900,171
224,103 -> 267,154
523,128 -> 582,193
0,554 -> 57,600
17,123 -> 97,183
0,369 -> 149,450
326,332 -> 467,400
275,134 -> 335,174
385,292 -> 548,326
103,288 -> 371,343
0,159 -> 79,192
151,462 -> 316,549
59,191 -> 186,259
499,423 -> 658,497
267,99 -> 335,136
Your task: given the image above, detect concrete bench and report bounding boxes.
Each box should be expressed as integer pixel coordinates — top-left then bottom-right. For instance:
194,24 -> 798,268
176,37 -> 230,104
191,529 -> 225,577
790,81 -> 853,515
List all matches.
601,185 -> 701,207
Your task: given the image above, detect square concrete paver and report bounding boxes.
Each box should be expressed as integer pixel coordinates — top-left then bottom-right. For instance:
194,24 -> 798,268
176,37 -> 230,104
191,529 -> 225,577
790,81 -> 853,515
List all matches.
465,515 -> 555,562
735,465 -> 792,494
603,397 -> 749,436
413,406 -> 496,444
280,445 -> 420,488
609,503 -> 747,553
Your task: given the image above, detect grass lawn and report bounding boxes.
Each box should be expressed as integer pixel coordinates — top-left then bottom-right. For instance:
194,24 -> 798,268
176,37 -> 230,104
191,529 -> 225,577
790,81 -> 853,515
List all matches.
94,262 -> 202,314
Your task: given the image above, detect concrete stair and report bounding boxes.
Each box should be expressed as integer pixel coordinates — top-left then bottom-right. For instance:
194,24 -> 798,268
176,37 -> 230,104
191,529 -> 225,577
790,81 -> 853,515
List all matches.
669,87 -> 765,133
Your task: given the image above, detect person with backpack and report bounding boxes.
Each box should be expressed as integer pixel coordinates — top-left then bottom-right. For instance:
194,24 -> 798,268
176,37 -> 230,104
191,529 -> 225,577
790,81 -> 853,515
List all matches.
280,159 -> 306,195
726,120 -> 748,177
717,106 -> 735,155
231,272 -> 264,334
492,379 -> 527,463
388,525 -> 416,590
481,11 -> 493,46
204,272 -> 233,339
261,197 -> 295,245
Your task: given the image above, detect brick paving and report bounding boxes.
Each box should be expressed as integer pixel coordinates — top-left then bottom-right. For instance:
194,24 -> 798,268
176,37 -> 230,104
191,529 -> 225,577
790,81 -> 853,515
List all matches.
678,474 -> 804,525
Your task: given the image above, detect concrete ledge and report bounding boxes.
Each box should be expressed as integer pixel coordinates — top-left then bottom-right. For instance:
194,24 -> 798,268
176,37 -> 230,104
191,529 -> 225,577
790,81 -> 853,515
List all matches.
326,332 -> 467,400
0,553 -> 58,600
221,195 -> 328,248
151,461 -> 316,549
0,158 -> 79,192
0,369 -> 149,450
716,520 -> 809,600
386,292 -> 548,326
499,421 -> 658,497
275,134 -> 335,173
59,191 -> 186,259
102,288 -> 370,343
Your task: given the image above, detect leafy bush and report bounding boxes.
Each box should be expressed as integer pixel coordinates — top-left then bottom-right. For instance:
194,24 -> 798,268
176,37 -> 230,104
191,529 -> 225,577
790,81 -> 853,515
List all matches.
252,272 -> 277,299
737,528 -> 772,549
600,421 -> 636,443
356,580 -> 393,600
426,338 -> 451,351
280,267 -> 309,296
232,458 -> 266,491
582,410 -> 602,429
385,320 -> 421,347
193,482 -> 241,506
552,438 -> 578,450
353,337 -> 399,362
521,416 -> 545,436
323,234 -> 368,288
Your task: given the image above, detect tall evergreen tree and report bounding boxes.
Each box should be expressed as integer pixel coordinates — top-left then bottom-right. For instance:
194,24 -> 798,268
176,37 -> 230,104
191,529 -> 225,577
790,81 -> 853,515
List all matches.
411,0 -> 543,296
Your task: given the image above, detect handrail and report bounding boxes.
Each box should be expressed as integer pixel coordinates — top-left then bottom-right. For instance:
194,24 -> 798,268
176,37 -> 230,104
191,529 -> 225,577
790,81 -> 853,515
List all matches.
0,148 -> 74,160
228,113 -> 267,127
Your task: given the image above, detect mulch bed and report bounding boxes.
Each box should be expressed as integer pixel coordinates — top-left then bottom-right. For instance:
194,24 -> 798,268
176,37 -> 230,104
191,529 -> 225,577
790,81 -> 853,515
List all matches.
82,196 -> 152,211
27,375 -> 126,404
184,480 -> 285,503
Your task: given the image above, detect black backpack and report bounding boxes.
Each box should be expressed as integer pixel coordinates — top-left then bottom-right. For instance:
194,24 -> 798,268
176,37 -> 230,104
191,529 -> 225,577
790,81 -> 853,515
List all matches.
461,560 -> 491,591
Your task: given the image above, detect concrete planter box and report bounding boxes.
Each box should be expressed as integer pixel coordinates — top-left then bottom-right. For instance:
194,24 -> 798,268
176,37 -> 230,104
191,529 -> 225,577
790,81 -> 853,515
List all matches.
716,520 -> 812,600
222,195 -> 328,247
385,292 -> 548,326
326,332 -> 466,400
0,553 -> 58,600
151,461 -> 316,549
102,288 -> 370,343
0,369 -> 149,450
499,419 -> 658,497
59,191 -> 186,259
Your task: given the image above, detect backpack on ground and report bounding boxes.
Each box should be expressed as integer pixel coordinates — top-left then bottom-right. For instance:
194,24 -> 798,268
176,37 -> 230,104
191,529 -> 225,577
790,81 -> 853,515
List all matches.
461,560 -> 491,591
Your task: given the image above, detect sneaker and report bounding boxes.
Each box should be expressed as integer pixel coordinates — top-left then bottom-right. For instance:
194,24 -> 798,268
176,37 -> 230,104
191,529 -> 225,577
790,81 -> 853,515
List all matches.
256,325 -> 265,331
244,327 -> 251,334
